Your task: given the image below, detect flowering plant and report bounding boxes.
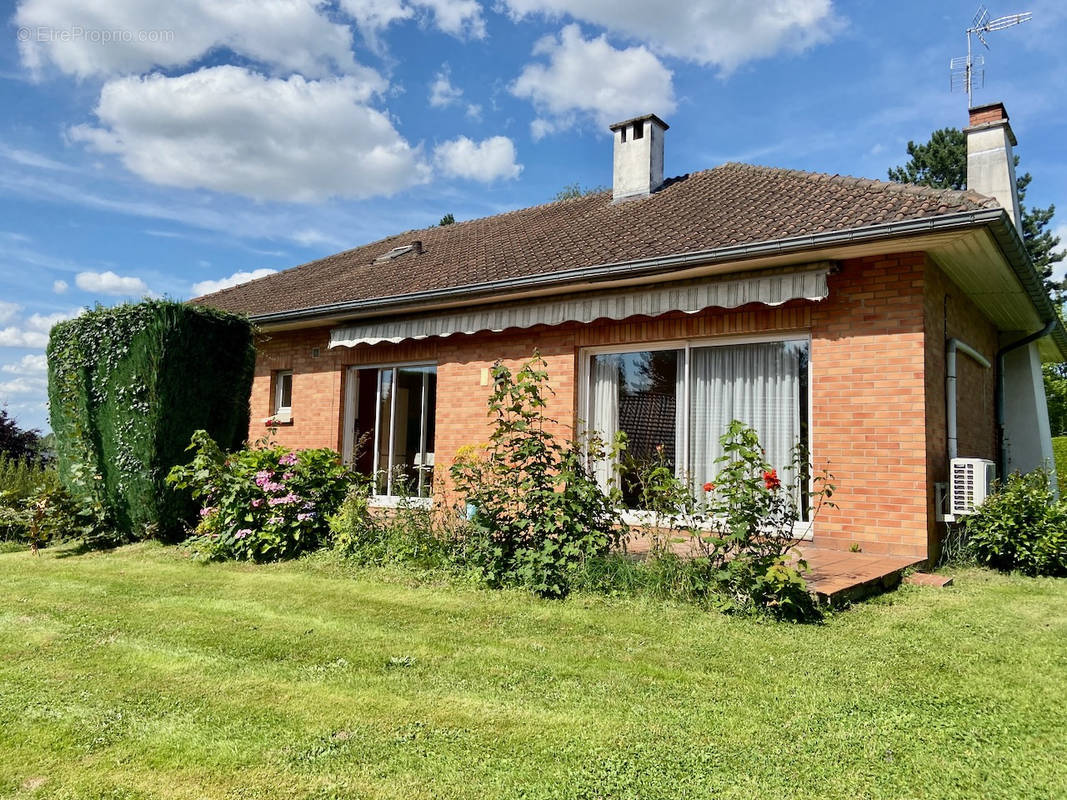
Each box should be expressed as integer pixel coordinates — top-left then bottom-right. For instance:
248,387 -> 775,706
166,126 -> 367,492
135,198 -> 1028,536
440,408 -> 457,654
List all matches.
694,420 -> 835,620
166,430 -> 351,561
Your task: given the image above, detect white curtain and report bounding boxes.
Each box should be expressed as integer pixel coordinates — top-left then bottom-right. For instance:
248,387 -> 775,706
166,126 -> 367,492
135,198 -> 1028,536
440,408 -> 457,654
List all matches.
688,342 -> 803,492
590,356 -> 620,491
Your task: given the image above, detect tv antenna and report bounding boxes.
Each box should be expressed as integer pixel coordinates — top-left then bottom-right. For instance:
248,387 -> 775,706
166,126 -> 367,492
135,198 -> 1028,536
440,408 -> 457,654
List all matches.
950,6 -> 1032,107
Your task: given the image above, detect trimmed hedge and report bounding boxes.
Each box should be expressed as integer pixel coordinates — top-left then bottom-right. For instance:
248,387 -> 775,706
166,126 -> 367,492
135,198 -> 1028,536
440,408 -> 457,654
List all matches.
47,300 -> 255,542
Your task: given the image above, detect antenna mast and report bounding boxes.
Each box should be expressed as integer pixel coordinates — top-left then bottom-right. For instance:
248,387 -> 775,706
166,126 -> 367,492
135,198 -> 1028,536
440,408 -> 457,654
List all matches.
950,6 -> 1032,107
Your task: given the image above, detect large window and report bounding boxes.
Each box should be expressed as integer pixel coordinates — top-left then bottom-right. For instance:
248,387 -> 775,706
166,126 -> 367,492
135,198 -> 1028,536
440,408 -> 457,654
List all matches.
585,337 -> 809,509
343,364 -> 437,499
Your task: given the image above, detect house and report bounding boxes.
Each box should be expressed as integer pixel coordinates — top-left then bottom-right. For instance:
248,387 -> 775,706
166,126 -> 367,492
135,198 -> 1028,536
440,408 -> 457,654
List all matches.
196,103 -> 1065,564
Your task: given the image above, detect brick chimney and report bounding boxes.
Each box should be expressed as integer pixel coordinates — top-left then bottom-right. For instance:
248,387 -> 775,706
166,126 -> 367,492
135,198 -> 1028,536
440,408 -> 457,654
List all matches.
609,114 -> 669,202
965,102 -> 1022,235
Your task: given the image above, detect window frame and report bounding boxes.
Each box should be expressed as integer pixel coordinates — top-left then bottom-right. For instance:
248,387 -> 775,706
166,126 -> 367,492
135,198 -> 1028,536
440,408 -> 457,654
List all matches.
341,360 -> 438,507
578,330 -> 813,536
272,370 -> 293,421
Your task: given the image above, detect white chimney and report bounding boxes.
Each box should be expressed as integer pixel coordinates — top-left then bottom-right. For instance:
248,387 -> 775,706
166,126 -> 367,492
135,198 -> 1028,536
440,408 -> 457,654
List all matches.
609,114 -> 669,202
965,102 -> 1022,235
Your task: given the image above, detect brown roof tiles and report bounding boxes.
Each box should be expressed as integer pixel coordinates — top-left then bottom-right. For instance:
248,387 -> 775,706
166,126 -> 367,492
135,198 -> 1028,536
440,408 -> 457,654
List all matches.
193,162 -> 997,317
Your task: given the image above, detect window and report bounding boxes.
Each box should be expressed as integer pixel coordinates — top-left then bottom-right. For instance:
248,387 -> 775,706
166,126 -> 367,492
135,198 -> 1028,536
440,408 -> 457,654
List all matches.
585,336 -> 809,511
343,364 -> 437,499
273,370 -> 293,420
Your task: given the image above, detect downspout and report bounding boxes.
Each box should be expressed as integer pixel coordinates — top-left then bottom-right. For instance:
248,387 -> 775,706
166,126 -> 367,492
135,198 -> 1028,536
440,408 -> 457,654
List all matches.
995,318 -> 1057,473
947,338 -> 992,461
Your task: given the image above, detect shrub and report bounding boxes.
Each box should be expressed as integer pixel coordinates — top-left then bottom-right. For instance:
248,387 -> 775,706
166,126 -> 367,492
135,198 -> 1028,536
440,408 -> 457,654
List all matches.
0,455 -> 99,548
450,355 -> 623,598
624,421 -> 835,621
48,300 -> 255,543
166,431 -> 350,561
962,469 -> 1067,577
327,479 -> 455,569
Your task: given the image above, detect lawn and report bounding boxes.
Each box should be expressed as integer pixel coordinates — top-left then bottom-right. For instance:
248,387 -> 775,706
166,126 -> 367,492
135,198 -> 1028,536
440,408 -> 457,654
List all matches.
0,544 -> 1065,800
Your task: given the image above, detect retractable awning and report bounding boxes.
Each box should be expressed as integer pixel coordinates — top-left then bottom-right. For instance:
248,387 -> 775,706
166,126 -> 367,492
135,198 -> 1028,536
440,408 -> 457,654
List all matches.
329,263 -> 831,349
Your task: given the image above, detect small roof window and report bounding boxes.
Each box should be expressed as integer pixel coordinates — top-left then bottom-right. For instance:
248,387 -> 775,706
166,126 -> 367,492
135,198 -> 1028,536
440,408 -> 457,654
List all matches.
375,244 -> 414,262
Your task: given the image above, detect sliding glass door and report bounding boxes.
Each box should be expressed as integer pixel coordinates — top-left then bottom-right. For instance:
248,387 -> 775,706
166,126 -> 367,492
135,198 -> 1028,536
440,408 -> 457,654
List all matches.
586,337 -> 809,509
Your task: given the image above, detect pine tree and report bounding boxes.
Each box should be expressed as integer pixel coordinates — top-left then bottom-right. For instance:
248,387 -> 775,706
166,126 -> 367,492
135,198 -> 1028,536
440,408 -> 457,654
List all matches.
888,128 -> 1064,295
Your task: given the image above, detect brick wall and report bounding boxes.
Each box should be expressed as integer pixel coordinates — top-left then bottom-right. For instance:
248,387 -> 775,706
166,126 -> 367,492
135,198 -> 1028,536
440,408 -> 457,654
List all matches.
248,252 -> 997,562
923,263 -> 998,561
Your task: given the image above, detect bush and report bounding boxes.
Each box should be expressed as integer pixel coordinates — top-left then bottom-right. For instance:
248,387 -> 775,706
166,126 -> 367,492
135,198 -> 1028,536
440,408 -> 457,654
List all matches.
450,355 -> 623,598
167,431 -> 350,561
48,300 -> 255,543
0,455 -> 98,548
622,421 -> 834,622
962,469 -> 1067,577
328,480 -> 455,569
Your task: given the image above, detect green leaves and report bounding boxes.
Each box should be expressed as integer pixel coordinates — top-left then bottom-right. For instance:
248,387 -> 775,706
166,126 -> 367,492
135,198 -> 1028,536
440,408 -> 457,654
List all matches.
450,353 -> 623,598
962,469 -> 1067,577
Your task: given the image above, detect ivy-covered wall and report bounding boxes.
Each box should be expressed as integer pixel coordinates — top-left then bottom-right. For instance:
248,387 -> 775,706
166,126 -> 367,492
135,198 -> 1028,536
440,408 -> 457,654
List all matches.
47,301 -> 255,541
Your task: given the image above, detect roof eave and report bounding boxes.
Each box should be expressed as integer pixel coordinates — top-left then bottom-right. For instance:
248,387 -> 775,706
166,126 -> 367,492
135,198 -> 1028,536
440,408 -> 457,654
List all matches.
244,208 -> 1066,361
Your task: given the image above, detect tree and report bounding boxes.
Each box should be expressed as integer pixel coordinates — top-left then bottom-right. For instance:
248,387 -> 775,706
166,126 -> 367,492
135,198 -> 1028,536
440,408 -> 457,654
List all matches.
888,128 -> 1064,294
0,406 -> 41,461
554,182 -> 607,202
439,213 -> 454,226
887,128 -> 967,190
1043,363 -> 1067,437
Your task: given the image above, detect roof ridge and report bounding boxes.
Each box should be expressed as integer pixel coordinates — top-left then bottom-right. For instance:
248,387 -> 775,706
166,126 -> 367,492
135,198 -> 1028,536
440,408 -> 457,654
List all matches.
717,161 -> 999,209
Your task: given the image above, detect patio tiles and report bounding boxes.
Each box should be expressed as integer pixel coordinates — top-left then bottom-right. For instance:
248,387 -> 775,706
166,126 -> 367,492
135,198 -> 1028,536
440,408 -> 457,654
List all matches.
623,532 -> 924,603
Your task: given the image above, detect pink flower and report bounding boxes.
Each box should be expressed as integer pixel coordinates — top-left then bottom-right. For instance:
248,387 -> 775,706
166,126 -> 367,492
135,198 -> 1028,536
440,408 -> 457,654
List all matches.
235,529 -> 252,539
199,506 -> 217,518
251,498 -> 264,508
268,493 -> 301,506
282,472 -> 295,481
279,453 -> 298,466
297,512 -> 314,521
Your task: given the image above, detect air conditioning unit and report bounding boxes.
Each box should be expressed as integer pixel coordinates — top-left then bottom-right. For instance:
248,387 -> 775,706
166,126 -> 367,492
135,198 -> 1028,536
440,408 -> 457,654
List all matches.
950,458 -> 996,516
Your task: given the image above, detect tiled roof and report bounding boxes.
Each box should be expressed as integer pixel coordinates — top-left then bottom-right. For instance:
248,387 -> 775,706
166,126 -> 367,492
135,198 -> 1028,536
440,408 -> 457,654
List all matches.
193,162 -> 997,317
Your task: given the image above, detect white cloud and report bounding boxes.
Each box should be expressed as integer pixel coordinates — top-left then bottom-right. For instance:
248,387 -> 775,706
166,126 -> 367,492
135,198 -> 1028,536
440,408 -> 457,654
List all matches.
69,66 -> 431,203
0,308 -> 80,349
27,311 -> 79,332
75,270 -> 149,296
0,302 -> 20,325
466,103 -> 482,121
192,268 -> 278,296
429,65 -> 463,107
0,329 -> 49,349
338,0 -> 486,41
0,376 -> 48,397
511,25 -> 675,136
15,0 -> 360,79
53,279 -> 68,294
502,0 -> 837,72
415,0 -> 485,38
433,136 -> 523,182
1,354 -> 48,375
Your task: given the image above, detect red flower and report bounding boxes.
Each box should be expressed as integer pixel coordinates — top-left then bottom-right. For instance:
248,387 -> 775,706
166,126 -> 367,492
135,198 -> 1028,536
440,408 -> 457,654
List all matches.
763,469 -> 781,491
702,482 -> 715,492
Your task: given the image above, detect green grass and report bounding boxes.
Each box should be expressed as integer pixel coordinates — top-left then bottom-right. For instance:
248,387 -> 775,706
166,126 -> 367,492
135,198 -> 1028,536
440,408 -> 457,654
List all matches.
1053,435 -> 1067,481
1,544 -> 1065,799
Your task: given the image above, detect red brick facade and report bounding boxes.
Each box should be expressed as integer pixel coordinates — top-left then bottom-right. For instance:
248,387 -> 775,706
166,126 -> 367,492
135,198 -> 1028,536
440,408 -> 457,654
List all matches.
249,251 -> 998,563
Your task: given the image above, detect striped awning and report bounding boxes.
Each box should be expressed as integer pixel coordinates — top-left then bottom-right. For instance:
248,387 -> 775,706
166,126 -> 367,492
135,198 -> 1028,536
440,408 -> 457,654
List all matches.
329,263 -> 831,349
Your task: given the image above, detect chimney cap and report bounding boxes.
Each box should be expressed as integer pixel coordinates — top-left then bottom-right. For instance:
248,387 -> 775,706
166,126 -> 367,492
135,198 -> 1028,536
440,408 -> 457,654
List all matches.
968,101 -> 1009,126
609,113 -> 669,133
966,101 -> 1016,145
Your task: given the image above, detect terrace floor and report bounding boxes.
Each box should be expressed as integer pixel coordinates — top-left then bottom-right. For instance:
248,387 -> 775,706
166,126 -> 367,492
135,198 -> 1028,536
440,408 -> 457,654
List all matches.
625,533 -> 924,603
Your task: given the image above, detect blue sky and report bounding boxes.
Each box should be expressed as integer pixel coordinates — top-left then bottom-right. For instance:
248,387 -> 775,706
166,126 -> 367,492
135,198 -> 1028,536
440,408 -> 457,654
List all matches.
2,0 -> 1066,432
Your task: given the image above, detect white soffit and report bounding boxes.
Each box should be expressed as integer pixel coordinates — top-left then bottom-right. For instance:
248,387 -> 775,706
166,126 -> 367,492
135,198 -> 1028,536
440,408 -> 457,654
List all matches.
329,264 -> 831,349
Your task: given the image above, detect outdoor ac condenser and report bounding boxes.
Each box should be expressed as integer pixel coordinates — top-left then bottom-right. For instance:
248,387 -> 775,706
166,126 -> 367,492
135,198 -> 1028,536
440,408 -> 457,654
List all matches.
950,458 -> 996,516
